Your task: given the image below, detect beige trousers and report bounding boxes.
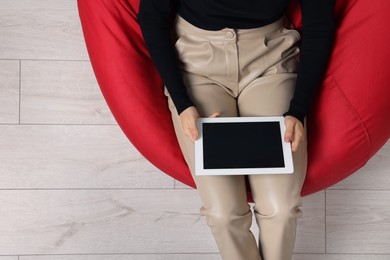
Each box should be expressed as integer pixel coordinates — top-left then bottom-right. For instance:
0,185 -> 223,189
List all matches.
164,14 -> 308,260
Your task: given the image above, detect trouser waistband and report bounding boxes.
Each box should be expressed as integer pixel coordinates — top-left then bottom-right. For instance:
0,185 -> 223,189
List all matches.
174,14 -> 288,41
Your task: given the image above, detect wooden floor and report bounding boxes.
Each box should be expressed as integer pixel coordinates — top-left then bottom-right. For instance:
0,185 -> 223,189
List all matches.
0,1 -> 389,259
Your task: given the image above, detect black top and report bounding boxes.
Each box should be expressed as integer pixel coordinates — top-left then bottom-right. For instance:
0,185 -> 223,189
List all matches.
137,0 -> 336,126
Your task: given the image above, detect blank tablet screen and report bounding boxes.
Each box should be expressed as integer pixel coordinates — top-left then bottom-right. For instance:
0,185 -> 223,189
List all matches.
202,122 -> 285,169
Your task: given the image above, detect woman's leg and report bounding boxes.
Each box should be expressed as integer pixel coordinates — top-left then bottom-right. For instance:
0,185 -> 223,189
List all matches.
248,127 -> 307,260
164,83 -> 261,260
240,78 -> 308,259
236,22 -> 307,259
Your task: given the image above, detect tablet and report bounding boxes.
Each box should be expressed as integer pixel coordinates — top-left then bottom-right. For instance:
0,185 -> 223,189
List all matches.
194,116 -> 294,176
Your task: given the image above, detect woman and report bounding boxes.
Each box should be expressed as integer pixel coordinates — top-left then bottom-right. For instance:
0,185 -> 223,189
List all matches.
137,1 -> 336,259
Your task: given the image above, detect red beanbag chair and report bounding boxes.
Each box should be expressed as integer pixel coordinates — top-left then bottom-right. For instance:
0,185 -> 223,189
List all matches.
77,0 -> 390,201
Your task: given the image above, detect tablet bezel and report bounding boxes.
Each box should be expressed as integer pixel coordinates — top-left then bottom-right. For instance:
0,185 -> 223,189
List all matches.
194,116 -> 294,176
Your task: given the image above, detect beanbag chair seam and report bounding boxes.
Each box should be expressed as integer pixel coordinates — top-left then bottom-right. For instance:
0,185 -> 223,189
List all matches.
330,73 -> 371,148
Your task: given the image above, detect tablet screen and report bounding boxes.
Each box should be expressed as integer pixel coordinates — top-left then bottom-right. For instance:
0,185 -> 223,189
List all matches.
202,122 -> 285,169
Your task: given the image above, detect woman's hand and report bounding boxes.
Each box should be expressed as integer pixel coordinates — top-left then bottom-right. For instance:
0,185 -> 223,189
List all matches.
179,106 -> 220,143
284,115 -> 304,152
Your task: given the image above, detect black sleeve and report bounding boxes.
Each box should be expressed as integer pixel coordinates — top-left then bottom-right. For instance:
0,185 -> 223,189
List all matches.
137,0 -> 195,115
282,0 -> 336,126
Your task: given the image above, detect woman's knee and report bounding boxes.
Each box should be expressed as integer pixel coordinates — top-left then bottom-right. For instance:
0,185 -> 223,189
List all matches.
202,206 -> 253,232
253,195 -> 303,221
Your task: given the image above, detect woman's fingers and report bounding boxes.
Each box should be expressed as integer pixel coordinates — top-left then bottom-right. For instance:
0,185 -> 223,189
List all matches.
284,121 -> 294,143
186,111 -> 220,143
291,125 -> 303,152
183,117 -> 198,142
180,106 -> 203,143
179,110 -> 221,142
284,116 -> 304,152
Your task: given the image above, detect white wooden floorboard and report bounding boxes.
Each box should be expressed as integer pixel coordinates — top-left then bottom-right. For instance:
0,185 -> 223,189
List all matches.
0,190 -> 217,255
329,141 -> 390,190
0,188 -> 325,255
0,60 -> 19,124
327,189 -> 390,254
20,255 -> 222,260
20,60 -> 114,124
0,125 -> 173,189
293,254 -> 390,260
15,254 -> 390,260
295,191 -> 326,253
0,0 -> 88,60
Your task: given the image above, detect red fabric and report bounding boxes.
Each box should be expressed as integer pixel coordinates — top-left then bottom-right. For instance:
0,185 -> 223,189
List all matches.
77,0 -> 390,201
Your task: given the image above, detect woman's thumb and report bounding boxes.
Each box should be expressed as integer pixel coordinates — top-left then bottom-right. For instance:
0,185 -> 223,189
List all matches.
190,117 -> 199,142
191,125 -> 199,142
191,112 -> 219,142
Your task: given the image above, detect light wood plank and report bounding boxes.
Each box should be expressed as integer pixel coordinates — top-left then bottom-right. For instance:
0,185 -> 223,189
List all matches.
0,0 -> 88,60
0,60 -> 19,123
0,190 -> 217,255
21,255 -> 221,260
17,254 -> 390,260
293,254 -> 390,260
295,191 -> 326,253
329,140 -> 390,190
20,60 -> 115,124
326,190 -> 390,254
15,254 -> 390,260
0,125 -> 173,189
0,189 -> 325,256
